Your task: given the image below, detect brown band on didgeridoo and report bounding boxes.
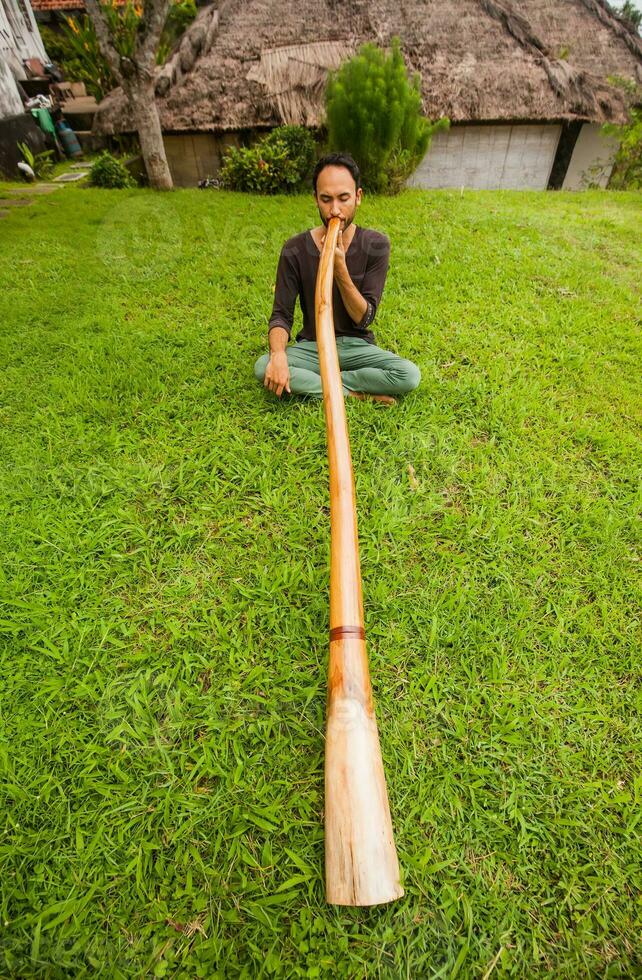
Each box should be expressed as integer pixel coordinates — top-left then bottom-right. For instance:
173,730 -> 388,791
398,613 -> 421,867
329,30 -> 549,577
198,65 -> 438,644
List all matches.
329,626 -> 366,643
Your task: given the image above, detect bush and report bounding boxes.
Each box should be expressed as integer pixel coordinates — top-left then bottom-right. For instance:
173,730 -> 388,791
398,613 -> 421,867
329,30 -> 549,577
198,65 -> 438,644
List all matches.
325,37 -> 449,194
218,126 -> 316,194
89,152 -> 135,189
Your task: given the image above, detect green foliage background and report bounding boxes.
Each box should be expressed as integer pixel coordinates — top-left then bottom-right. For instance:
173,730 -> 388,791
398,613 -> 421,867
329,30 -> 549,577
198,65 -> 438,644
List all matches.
615,0 -> 642,30
604,108 -> 642,190
0,185 -> 640,978
40,0 -> 196,101
599,78 -> 642,191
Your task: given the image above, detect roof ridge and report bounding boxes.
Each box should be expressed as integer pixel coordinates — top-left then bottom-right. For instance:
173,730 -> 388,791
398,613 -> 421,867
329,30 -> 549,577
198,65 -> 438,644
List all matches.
155,0 -> 232,99
477,0 -> 608,117
575,0 -> 642,62
477,0 -> 548,54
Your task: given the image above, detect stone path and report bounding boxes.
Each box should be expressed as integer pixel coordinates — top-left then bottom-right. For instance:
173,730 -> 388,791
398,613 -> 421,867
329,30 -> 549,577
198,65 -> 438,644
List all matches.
0,182 -> 64,219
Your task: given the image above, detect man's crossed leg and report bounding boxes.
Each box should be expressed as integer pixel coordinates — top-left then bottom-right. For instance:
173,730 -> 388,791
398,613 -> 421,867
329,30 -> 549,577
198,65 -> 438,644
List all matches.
255,336 -> 420,403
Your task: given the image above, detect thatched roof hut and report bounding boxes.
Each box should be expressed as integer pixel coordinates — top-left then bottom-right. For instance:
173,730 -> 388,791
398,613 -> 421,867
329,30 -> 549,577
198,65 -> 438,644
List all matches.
93,0 -> 642,190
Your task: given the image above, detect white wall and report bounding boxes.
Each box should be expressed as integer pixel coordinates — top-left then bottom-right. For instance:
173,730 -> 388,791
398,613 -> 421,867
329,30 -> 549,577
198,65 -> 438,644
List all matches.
0,0 -> 48,79
409,123 -> 561,191
0,53 -> 23,118
562,123 -> 619,190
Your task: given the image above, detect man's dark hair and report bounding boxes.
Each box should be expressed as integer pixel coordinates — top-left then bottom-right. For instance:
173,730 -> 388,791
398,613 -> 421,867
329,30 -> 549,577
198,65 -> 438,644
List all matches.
312,153 -> 361,194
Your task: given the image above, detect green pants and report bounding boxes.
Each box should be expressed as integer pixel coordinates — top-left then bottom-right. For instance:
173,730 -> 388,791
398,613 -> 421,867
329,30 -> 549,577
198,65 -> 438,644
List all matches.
254,337 -> 421,399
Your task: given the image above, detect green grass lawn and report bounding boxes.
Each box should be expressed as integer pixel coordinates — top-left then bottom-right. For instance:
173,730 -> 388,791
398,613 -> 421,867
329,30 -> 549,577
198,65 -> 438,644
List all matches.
0,185 -> 640,978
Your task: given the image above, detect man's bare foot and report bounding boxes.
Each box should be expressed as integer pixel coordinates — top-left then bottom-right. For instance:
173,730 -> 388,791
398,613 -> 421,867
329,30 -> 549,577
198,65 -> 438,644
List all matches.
347,391 -> 397,406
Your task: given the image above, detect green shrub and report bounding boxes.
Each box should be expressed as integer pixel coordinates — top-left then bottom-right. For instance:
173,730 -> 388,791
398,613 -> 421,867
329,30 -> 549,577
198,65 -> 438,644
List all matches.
218,126 -> 316,194
325,37 -> 449,194
270,125 -> 317,173
89,152 -> 135,189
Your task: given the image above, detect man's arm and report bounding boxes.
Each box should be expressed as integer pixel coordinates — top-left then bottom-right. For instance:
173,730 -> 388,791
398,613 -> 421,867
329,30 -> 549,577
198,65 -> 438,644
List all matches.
265,244 -> 298,397
264,326 -> 290,397
332,230 -> 390,331
333,232 -> 368,324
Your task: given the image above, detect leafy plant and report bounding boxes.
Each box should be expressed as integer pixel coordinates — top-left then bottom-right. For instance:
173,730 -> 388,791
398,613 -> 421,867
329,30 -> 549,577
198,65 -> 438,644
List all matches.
325,37 -> 449,194
218,126 -> 317,194
601,79 -> 642,190
42,15 -> 116,101
603,113 -> 642,189
41,0 -> 197,101
39,25 -> 76,72
89,151 -> 135,188
17,141 -> 55,179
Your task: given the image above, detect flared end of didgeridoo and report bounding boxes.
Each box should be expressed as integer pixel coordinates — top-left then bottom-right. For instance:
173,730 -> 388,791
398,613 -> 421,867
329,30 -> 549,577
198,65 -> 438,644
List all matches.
326,878 -> 405,908
324,700 -> 404,906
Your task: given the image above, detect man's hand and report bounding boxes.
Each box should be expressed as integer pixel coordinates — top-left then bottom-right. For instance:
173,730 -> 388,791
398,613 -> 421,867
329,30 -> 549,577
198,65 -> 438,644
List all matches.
333,229 -> 347,277
320,228 -> 367,325
264,350 -> 291,397
321,229 -> 349,280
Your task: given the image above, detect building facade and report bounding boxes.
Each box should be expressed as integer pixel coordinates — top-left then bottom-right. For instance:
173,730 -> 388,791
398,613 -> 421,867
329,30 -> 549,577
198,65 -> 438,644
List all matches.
0,0 -> 48,119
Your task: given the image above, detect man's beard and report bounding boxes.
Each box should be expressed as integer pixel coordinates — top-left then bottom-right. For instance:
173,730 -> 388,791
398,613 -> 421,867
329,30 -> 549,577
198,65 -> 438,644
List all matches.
319,209 -> 355,230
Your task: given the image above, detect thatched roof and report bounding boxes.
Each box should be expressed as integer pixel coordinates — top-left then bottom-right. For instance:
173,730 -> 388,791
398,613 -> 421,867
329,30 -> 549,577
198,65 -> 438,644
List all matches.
94,0 -> 642,135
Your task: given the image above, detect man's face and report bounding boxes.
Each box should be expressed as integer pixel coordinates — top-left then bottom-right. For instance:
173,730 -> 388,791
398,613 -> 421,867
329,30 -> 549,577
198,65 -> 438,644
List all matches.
314,165 -> 362,230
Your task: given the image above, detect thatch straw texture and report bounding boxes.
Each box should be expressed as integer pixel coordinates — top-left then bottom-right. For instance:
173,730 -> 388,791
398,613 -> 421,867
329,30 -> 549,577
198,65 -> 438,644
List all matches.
94,0 -> 642,136
246,42 -> 355,126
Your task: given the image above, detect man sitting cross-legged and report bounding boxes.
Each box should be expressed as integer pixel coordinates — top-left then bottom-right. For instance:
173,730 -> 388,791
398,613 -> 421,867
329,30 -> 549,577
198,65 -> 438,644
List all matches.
254,152 -> 421,406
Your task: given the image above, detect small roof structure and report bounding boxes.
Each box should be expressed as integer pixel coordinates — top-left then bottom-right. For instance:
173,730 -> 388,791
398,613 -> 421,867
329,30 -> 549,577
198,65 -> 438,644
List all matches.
94,0 -> 642,136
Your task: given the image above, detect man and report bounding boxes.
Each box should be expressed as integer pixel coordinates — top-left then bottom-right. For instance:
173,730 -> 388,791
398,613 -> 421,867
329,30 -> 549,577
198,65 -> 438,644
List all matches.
254,152 -> 421,405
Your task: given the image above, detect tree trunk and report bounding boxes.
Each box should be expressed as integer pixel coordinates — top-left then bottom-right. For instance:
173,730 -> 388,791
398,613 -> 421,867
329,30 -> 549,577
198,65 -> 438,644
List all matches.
128,80 -> 173,191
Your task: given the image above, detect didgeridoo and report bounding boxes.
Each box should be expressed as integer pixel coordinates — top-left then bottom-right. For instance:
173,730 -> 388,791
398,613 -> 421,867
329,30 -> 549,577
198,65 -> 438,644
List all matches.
315,217 -> 404,906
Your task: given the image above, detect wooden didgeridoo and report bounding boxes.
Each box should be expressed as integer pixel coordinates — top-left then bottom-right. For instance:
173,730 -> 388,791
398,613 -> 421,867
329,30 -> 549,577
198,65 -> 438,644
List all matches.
316,218 -> 404,906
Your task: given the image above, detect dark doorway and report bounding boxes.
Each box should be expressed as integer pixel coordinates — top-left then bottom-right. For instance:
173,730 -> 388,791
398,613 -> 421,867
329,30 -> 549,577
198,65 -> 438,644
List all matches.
548,120 -> 583,189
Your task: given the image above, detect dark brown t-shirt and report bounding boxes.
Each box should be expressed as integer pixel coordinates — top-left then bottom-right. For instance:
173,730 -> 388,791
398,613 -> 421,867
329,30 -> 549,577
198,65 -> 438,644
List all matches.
268,226 -> 390,345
